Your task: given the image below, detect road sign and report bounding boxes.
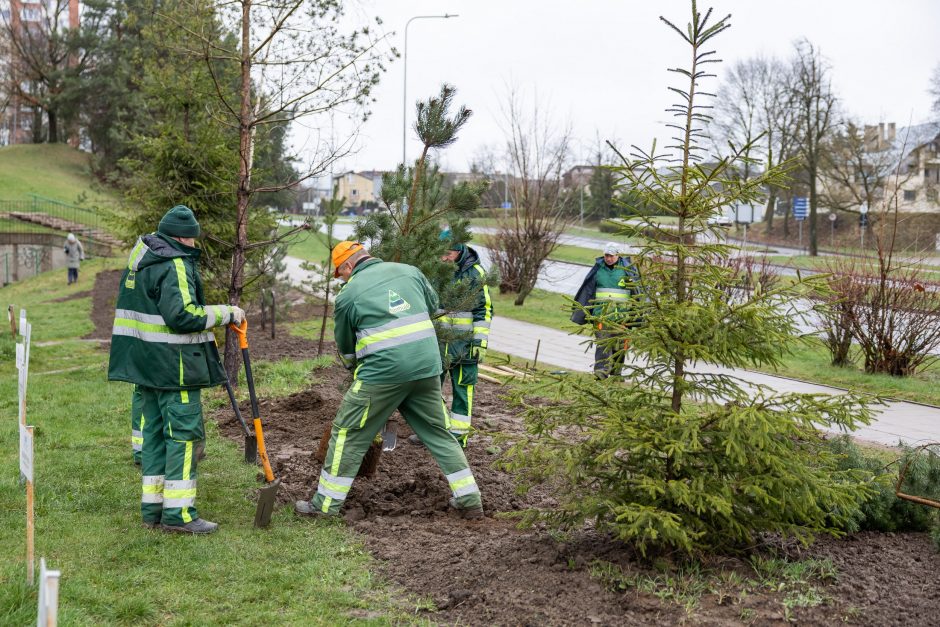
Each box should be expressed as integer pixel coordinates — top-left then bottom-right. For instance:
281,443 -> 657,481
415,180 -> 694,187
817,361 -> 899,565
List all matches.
792,197 -> 809,221
859,202 -> 869,215
829,212 -> 837,222
500,201 -> 512,209
860,213 -> 870,227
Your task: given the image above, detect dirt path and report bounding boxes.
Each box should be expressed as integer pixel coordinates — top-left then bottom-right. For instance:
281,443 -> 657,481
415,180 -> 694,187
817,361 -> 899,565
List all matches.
87,269 -> 940,626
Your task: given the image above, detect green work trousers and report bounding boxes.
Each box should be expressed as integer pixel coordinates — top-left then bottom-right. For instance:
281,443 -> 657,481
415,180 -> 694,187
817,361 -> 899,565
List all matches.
443,360 -> 477,442
312,375 -> 482,515
139,387 -> 206,526
131,385 -> 144,464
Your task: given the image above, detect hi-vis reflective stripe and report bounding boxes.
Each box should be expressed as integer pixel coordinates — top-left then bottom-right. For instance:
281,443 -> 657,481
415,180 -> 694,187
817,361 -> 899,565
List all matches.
436,309 -> 473,330
445,468 -> 479,498
164,479 -> 197,508
449,412 -> 471,435
354,313 -> 435,358
113,309 -> 214,344
172,258 -> 208,319
142,475 -> 165,503
131,429 -> 143,452
322,427 -> 350,513
128,239 -> 148,271
595,289 -> 631,301
472,320 -> 491,342
203,304 -> 231,330
316,469 -> 353,500
473,265 -> 493,322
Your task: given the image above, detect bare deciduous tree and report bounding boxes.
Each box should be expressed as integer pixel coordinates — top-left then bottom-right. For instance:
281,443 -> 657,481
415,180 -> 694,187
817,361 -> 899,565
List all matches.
792,39 -> 838,256
819,119 -> 912,228
160,0 -> 391,377
488,87 -> 574,306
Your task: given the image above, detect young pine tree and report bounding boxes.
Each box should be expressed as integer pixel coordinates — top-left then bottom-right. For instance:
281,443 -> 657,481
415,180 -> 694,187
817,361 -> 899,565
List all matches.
355,84 -> 495,357
503,1 -> 875,556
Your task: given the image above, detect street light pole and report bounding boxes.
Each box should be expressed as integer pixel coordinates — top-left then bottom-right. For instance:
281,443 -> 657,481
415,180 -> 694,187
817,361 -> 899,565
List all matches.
402,14 -> 458,165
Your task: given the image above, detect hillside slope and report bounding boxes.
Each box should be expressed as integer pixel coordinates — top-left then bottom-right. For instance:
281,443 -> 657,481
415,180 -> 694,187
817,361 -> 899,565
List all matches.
0,144 -> 116,204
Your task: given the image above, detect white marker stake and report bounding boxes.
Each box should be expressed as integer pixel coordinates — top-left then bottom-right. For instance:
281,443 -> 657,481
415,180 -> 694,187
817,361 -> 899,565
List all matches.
37,559 -> 60,627
21,424 -> 34,583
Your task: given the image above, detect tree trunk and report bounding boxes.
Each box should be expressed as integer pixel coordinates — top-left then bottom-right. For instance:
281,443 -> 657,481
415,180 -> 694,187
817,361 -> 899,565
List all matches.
224,0 -> 255,383
763,190 -> 776,234
47,109 -> 58,143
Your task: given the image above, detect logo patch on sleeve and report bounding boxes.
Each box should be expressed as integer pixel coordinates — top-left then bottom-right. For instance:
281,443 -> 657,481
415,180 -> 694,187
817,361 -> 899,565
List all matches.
388,290 -> 411,314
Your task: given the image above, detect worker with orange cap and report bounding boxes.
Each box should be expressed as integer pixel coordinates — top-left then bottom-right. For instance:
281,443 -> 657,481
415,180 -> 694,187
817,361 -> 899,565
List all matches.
295,241 -> 483,519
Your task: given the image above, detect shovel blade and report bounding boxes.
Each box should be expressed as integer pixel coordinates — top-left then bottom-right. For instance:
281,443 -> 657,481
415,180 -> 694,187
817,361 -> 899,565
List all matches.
244,435 -> 258,464
253,478 -> 281,528
381,423 -> 398,452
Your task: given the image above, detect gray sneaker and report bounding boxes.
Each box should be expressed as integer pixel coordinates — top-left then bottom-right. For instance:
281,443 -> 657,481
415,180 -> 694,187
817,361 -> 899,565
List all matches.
449,497 -> 484,520
161,518 -> 219,534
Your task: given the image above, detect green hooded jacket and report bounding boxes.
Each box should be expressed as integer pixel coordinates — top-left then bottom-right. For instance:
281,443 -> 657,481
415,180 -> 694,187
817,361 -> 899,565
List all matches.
334,258 -> 442,384
437,245 -> 493,362
107,233 -> 235,390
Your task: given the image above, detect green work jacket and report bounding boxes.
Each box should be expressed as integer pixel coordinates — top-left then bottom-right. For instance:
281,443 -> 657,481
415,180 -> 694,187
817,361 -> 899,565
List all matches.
108,233 -> 235,390
334,258 -> 442,384
437,246 -> 493,362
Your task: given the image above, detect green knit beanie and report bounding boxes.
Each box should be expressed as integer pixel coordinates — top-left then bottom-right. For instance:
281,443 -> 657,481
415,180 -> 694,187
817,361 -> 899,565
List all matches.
158,205 -> 201,238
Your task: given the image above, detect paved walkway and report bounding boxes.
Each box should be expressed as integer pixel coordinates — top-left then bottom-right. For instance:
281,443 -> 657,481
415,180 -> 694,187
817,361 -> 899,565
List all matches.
489,316 -> 939,448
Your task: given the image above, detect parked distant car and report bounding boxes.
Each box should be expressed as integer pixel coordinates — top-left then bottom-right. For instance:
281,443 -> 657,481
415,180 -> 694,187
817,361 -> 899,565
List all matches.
707,214 -> 733,227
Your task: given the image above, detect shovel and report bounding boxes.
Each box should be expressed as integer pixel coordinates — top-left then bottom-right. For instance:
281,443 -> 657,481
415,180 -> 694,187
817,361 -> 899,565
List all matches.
230,320 -> 281,528
224,377 -> 258,464
381,422 -> 398,452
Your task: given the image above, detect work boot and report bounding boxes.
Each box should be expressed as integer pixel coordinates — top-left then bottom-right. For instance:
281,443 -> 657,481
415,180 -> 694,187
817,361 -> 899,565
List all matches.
408,434 -> 424,446
449,497 -> 484,520
195,441 -> 207,462
161,518 -> 219,535
142,520 -> 160,530
294,500 -> 330,518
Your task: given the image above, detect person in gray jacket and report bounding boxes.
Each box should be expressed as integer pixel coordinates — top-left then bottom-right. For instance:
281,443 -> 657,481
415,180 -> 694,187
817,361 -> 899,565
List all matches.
64,233 -> 85,285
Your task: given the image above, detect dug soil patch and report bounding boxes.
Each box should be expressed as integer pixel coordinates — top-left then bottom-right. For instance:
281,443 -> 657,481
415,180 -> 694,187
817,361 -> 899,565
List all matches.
214,364 -> 940,624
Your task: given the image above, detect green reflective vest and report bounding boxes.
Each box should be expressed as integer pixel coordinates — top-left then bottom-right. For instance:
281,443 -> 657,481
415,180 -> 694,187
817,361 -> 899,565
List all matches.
108,233 -> 234,390
334,258 -> 443,384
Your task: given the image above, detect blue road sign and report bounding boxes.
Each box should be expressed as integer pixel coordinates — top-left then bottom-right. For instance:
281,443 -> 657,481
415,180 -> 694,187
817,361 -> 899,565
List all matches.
501,201 -> 512,209
793,197 -> 809,221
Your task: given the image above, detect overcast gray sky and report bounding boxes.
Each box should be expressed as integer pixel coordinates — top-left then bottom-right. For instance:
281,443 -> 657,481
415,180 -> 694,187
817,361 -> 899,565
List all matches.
304,0 -> 940,179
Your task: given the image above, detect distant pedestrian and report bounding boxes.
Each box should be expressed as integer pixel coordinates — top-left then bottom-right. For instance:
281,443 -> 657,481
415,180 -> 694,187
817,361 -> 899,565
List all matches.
571,242 -> 643,379
64,233 -> 85,285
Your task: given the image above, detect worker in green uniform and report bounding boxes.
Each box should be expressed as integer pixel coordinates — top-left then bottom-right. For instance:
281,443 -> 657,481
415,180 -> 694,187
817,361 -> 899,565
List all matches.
431,237 -> 493,447
295,241 -> 484,519
108,205 -> 245,534
571,242 -> 643,379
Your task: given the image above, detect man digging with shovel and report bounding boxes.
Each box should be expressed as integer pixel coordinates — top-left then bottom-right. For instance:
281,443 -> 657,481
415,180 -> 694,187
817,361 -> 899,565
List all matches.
295,241 -> 484,519
108,205 -> 245,535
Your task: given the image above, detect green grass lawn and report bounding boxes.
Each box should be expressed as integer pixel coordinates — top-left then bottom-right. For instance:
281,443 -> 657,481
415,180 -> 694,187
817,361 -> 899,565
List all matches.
0,145 -> 116,205
0,260 -> 419,624
491,288 -> 575,331
279,226 -> 336,265
752,338 -> 940,406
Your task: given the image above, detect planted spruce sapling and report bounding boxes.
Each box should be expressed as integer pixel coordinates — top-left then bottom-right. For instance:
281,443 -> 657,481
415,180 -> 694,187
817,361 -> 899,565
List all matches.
502,1 -> 875,556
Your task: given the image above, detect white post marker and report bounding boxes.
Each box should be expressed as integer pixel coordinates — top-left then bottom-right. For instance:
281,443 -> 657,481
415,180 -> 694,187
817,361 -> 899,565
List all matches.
21,423 -> 35,584
16,310 -> 35,583
37,558 -> 61,627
